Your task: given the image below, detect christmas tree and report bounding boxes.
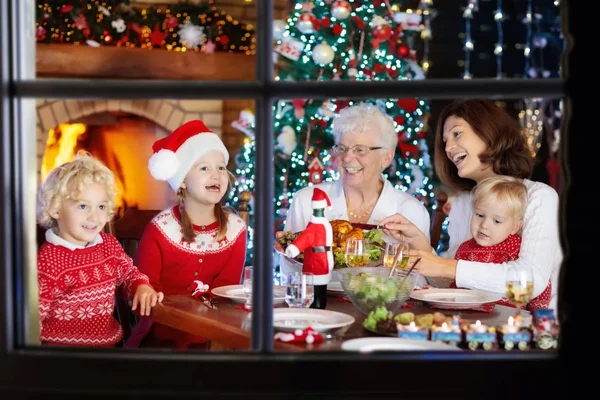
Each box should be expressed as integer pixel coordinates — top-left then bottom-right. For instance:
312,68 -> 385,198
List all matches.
228,0 -> 441,273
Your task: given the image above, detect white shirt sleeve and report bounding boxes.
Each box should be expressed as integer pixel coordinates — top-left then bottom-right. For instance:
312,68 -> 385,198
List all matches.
454,182 -> 562,309
447,192 -> 472,259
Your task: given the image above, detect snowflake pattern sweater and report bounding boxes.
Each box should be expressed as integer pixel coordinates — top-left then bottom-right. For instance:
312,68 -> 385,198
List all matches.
38,230 -> 152,347
454,234 -> 551,310
125,206 -> 247,348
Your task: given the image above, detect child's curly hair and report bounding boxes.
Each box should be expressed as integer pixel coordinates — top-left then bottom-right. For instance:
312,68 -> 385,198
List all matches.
37,150 -> 117,229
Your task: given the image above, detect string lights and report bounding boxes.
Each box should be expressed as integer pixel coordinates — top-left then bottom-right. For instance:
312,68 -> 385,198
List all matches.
493,0 -> 503,79
461,0 -> 478,79
419,0 -> 434,76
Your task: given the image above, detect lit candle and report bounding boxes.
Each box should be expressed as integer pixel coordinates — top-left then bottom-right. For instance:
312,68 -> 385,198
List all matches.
403,321 -> 419,332
470,320 -> 488,333
437,322 -> 451,333
502,316 -> 518,334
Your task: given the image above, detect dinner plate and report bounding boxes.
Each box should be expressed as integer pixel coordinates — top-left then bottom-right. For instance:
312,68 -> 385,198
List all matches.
341,337 -> 461,352
271,308 -> 355,333
410,288 -> 502,309
211,285 -> 287,305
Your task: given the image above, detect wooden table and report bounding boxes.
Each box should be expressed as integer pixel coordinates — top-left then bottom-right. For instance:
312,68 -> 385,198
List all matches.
144,293 -> 529,351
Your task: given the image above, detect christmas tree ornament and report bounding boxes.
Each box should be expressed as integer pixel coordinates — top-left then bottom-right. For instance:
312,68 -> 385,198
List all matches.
371,15 -> 392,41
231,109 -> 255,139
308,156 -> 324,184
312,42 -> 335,65
204,40 -> 216,54
284,188 -> 334,309
273,19 -> 286,40
277,126 -> 297,156
178,23 -> 206,49
331,1 -> 352,20
297,12 -> 318,35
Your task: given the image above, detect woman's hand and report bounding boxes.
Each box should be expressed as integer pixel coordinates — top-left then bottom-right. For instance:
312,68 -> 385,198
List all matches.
379,213 -> 431,251
131,285 -> 164,316
407,249 -> 457,280
273,231 -> 286,254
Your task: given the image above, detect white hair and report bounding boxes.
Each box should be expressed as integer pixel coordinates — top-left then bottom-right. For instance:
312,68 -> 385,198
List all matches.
331,102 -> 397,150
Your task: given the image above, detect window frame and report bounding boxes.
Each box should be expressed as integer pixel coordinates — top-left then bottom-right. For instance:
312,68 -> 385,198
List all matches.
0,0 -> 574,396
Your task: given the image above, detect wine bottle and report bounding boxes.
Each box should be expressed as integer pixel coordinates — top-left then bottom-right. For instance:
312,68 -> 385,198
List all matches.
310,284 -> 327,309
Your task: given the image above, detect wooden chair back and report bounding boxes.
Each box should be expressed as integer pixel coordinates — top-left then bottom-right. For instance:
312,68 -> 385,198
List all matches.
429,192 -> 448,251
237,191 -> 251,226
106,208 -> 160,344
106,209 -> 160,264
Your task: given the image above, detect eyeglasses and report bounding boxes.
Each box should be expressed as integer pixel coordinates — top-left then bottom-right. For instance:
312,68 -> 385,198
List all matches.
332,144 -> 383,156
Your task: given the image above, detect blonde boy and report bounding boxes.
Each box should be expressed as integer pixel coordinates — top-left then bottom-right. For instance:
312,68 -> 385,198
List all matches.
37,151 -> 163,347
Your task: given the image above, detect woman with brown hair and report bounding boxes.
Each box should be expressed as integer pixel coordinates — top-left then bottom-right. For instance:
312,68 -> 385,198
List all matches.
381,99 -> 562,311
126,120 -> 247,349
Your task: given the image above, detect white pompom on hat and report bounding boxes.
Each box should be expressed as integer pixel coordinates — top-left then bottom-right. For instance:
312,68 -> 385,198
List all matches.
311,187 -> 332,209
148,120 -> 229,192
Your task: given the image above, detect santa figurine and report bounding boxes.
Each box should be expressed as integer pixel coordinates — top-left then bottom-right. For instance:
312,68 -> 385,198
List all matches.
284,188 -> 334,309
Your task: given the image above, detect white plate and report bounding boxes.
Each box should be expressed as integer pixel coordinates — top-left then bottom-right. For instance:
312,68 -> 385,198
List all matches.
342,338 -> 461,352
270,308 -> 355,333
410,288 -> 502,309
211,285 -> 287,305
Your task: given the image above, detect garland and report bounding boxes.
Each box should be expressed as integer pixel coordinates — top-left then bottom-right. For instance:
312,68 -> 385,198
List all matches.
35,0 -> 255,54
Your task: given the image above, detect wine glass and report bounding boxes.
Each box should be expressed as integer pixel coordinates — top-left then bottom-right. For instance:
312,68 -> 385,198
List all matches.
383,241 -> 409,272
345,238 -> 371,268
505,264 -> 533,317
285,272 -> 315,308
242,266 -> 253,309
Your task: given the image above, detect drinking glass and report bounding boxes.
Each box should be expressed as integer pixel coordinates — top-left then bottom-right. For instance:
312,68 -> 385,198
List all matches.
345,238 -> 371,268
383,241 -> 409,271
242,266 -> 252,309
505,264 -> 533,317
285,272 -> 315,308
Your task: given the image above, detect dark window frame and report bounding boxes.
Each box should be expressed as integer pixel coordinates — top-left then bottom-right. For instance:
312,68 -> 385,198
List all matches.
1,0 -> 578,397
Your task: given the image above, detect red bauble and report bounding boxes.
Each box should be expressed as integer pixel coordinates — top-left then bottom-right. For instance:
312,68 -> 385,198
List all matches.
397,43 -> 410,57
372,24 -> 392,41
332,24 -> 343,35
397,98 -> 419,113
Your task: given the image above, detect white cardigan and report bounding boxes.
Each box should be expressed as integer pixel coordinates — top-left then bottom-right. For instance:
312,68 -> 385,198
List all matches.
448,179 -> 563,311
279,176 -> 431,286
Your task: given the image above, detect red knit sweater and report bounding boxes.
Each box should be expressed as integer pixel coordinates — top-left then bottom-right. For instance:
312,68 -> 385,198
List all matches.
125,206 -> 247,348
38,231 -> 151,347
454,234 -> 551,310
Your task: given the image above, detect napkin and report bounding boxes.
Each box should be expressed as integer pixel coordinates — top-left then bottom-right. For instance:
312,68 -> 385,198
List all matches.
274,327 -> 324,344
412,286 -> 496,313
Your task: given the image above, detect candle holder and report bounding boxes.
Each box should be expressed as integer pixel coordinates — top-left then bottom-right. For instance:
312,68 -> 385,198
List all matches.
497,316 -> 532,350
463,320 -> 497,351
430,317 -> 462,346
396,321 -> 429,340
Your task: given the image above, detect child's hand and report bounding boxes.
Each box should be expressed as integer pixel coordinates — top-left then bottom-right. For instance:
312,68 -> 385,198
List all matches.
131,285 -> 164,316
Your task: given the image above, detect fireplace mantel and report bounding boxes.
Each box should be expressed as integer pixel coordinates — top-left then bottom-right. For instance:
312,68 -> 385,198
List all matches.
36,43 -> 256,81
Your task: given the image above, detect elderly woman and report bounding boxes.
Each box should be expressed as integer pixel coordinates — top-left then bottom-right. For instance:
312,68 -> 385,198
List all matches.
380,99 -> 562,311
276,102 -> 431,284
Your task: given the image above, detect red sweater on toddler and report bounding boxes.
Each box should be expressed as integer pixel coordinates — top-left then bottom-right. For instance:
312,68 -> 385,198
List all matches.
38,230 -> 152,347
453,234 -> 551,310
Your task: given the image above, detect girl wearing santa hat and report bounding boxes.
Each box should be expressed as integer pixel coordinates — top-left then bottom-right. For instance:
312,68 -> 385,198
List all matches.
126,120 -> 247,349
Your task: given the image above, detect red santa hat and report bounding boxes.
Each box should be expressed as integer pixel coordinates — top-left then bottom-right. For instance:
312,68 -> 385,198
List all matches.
148,120 -> 229,192
311,188 -> 332,209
